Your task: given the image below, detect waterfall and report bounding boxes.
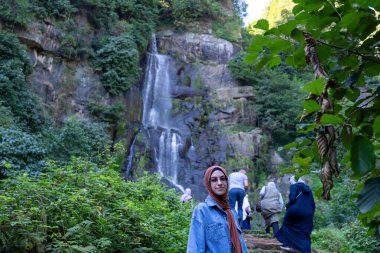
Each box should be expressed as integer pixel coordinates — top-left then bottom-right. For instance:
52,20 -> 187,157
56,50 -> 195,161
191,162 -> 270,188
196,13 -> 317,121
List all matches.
124,133 -> 138,179
141,35 -> 185,193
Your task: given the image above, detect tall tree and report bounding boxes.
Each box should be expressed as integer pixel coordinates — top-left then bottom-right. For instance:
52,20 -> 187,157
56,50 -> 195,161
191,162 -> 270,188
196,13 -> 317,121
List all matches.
246,0 -> 380,237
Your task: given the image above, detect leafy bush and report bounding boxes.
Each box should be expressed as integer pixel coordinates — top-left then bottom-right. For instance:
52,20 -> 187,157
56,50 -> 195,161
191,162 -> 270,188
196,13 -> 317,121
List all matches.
312,174 -> 358,229
0,160 -> 192,252
0,127 -> 46,177
229,52 -> 312,145
30,0 -> 77,20
0,105 -> 15,128
170,0 -> 222,27
41,118 -> 111,162
212,15 -> 242,43
311,226 -> 345,252
93,33 -> 141,95
88,100 -> 126,125
57,19 -> 94,60
342,221 -> 380,253
0,31 -> 46,132
0,0 -> 32,27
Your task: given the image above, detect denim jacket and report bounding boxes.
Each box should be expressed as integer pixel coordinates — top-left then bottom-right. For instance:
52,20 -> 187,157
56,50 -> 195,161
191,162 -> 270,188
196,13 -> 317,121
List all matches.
187,195 -> 249,253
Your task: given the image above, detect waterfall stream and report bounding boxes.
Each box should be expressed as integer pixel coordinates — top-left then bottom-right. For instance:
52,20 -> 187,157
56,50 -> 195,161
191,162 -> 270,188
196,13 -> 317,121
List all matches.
141,35 -> 185,193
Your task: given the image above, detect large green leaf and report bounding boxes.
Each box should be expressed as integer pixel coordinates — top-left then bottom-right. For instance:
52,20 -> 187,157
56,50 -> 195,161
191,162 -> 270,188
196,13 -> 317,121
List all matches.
245,52 -> 259,64
339,12 -> 361,30
247,35 -> 271,52
373,116 -> 380,134
267,56 -> 281,68
358,177 -> 380,213
292,4 -> 304,15
301,78 -> 325,95
351,135 -> 376,178
320,114 -> 344,125
278,20 -> 300,36
303,1 -> 324,12
256,55 -> 272,72
304,100 -> 320,113
291,156 -> 312,168
268,39 -> 292,54
254,19 -> 269,31
363,61 -> 380,76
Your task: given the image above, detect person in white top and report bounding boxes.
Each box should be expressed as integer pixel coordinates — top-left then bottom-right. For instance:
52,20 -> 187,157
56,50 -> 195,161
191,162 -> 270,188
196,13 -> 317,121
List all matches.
259,182 -> 284,236
235,194 -> 252,230
228,169 -> 249,226
180,188 -> 193,203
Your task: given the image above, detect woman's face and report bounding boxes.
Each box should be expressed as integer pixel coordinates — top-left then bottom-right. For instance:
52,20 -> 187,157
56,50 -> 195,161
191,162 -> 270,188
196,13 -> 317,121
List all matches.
210,170 -> 228,196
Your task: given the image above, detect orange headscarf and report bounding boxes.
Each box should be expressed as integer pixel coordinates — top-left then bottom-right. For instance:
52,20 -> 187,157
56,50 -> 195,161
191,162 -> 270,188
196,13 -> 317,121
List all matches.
204,165 -> 243,253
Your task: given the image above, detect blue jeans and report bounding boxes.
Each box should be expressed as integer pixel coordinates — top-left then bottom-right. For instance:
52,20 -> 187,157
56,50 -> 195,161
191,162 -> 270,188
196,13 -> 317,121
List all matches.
228,188 -> 245,224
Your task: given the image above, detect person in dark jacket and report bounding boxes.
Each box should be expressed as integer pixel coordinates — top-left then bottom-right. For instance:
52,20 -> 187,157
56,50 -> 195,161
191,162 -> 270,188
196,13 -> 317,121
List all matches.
276,177 -> 316,253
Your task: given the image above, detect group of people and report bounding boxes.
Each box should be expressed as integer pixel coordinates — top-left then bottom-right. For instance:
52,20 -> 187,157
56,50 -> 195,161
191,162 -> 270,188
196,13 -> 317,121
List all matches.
183,165 -> 315,253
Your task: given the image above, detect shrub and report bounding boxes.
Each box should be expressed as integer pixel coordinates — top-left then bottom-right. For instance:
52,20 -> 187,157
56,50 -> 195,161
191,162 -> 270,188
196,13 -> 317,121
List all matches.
0,105 -> 15,128
311,226 -> 345,252
93,33 -> 141,95
0,31 -> 46,132
0,160 -> 192,252
30,0 -> 77,20
0,0 -> 32,27
342,221 -> 379,253
0,127 -> 47,177
171,0 -> 222,27
41,118 -> 111,163
229,52 -> 312,145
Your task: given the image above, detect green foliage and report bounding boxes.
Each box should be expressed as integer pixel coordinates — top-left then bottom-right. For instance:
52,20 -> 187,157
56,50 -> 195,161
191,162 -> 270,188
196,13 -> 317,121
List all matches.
342,221 -> 380,253
313,175 -> 358,229
71,0 -> 125,29
245,0 -> 380,236
311,226 -> 346,252
88,100 -> 126,125
30,0 -> 77,20
0,0 -> 32,27
93,33 -> 141,95
0,105 -> 15,128
158,0 -> 244,42
0,160 -> 192,252
0,127 -> 46,177
0,31 -> 46,132
229,52 -> 312,145
57,20 -> 94,60
212,15 -> 242,43
227,124 -> 254,133
41,118 -> 111,163
171,0 -> 222,27
127,0 -> 159,51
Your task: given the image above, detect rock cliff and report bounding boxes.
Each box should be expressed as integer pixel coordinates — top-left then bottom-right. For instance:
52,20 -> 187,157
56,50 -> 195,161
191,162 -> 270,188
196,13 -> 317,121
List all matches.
14,18 -> 278,200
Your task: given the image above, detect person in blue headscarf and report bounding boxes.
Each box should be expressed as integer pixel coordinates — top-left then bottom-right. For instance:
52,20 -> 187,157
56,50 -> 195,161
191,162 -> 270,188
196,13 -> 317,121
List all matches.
276,176 -> 316,253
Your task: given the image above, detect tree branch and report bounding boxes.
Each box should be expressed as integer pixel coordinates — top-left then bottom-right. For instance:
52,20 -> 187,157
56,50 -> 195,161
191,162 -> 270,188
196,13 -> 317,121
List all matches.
316,39 -> 380,65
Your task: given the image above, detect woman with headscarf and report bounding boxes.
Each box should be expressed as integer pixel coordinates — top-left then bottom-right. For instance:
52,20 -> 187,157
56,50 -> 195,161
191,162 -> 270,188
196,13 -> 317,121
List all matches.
259,182 -> 284,236
276,177 -> 316,253
187,165 -> 249,253
181,188 -> 193,203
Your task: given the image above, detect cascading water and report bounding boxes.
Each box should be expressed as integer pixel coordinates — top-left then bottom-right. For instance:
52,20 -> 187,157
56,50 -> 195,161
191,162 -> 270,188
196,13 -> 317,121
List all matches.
142,35 -> 185,193
124,133 -> 137,179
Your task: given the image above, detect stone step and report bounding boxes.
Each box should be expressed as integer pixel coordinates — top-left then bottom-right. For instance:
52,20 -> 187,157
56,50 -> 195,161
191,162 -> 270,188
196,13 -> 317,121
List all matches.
244,233 -> 301,253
